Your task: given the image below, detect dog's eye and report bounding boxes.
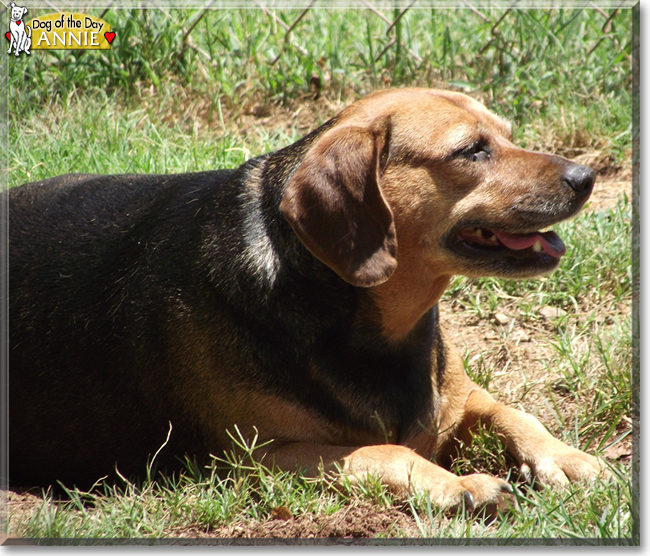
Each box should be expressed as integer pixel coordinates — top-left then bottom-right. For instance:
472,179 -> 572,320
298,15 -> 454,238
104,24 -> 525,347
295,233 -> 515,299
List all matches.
457,141 -> 491,162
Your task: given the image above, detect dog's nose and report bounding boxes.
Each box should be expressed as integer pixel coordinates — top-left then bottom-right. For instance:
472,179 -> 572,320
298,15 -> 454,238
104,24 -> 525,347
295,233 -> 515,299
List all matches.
562,164 -> 596,194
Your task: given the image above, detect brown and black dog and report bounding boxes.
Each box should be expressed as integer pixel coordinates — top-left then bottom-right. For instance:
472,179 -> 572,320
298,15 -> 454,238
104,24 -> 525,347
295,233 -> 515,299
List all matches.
9,88 -> 608,511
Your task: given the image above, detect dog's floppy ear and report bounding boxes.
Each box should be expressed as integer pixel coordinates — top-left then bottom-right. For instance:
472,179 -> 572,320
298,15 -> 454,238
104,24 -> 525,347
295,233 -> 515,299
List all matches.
280,126 -> 397,287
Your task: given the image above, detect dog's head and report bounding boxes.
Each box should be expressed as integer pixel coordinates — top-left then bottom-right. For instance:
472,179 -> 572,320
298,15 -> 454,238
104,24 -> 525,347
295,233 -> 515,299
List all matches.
10,3 -> 27,21
281,88 -> 595,292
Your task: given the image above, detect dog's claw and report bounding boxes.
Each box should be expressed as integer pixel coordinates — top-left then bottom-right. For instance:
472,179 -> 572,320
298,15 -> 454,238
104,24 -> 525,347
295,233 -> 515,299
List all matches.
518,445 -> 611,488
452,473 -> 516,518
462,490 -> 475,512
500,482 -> 514,494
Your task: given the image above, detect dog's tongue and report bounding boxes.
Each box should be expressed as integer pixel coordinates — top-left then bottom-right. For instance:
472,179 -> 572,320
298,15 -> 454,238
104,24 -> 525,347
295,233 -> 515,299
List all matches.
493,230 -> 566,258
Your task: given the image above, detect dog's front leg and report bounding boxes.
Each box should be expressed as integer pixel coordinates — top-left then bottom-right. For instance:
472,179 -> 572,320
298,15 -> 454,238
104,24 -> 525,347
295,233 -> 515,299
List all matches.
264,442 -> 514,513
460,386 -> 610,486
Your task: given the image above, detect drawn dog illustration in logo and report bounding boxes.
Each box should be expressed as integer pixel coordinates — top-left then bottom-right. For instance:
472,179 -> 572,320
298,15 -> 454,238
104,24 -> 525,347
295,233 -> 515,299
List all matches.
7,2 -> 31,56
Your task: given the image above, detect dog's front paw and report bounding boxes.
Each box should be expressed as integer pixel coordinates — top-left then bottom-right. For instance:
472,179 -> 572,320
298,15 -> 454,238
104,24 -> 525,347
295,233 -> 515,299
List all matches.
434,473 -> 516,517
520,441 -> 610,487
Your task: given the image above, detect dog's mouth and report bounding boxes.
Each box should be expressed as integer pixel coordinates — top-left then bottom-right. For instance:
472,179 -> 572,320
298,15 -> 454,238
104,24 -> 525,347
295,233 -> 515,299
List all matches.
446,224 -> 568,276
455,227 -> 566,259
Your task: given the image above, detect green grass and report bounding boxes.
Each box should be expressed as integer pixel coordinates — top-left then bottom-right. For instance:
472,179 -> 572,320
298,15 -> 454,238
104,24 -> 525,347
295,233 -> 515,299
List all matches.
9,6 -> 632,161
9,96 -> 253,182
5,4 -> 634,543
9,431 -> 633,541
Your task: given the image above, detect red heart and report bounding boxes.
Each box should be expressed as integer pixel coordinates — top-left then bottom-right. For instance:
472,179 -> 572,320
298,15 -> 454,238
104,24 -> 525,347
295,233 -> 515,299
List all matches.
104,31 -> 115,44
16,20 -> 21,25
5,32 -> 9,41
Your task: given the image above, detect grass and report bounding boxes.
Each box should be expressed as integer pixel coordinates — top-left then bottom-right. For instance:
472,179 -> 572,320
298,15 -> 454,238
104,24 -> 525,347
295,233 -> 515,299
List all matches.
8,430 -> 633,541
9,5 -> 632,161
4,3 -> 635,544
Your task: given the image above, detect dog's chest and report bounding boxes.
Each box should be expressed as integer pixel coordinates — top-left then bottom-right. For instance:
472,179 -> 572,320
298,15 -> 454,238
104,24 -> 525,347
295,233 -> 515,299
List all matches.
297,311 -> 442,445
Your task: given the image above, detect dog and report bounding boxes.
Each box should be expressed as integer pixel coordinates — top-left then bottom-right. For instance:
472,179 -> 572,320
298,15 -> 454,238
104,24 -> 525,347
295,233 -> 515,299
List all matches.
8,88 -> 608,512
7,2 -> 31,57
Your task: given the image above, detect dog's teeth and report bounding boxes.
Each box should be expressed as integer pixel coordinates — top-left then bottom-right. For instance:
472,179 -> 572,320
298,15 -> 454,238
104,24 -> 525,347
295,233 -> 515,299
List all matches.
474,229 -> 483,237
532,240 -> 543,252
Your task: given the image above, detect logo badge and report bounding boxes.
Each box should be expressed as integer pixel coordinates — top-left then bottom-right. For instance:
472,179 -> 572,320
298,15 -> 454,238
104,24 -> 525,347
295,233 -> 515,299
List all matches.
4,2 -> 115,55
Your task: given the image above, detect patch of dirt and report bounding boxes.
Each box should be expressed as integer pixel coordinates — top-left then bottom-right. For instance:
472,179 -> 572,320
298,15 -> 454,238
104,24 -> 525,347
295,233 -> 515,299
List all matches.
439,298 -> 557,425
7,492 -> 420,541
586,161 -> 632,212
134,79 -> 358,140
236,93 -> 350,137
438,291 -> 632,460
178,502 -> 420,539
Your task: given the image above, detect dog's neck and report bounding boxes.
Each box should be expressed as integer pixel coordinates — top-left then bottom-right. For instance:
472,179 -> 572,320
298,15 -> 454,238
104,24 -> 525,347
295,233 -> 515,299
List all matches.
371,272 -> 452,342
